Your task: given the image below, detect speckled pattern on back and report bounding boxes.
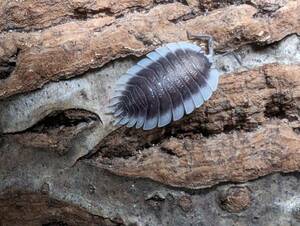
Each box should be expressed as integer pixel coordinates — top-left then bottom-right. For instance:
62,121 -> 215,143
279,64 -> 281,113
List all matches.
109,42 -> 220,130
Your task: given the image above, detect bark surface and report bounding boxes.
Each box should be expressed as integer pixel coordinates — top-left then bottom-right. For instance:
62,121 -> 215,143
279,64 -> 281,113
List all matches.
0,0 -> 300,225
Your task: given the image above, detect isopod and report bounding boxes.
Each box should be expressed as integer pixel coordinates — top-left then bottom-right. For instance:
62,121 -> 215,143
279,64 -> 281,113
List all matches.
108,33 -> 220,130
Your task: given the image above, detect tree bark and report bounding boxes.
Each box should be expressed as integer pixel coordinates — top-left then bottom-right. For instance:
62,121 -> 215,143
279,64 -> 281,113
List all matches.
0,0 -> 300,226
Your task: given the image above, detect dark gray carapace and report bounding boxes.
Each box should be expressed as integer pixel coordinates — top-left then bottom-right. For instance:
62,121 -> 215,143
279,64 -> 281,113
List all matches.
108,41 -> 220,130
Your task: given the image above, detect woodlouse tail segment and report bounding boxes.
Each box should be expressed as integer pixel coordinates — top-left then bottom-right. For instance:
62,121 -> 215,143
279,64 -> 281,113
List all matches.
187,31 -> 214,60
208,67 -> 220,92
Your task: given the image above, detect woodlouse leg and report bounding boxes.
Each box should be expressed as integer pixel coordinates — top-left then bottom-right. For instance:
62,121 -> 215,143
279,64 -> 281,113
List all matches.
186,31 -> 214,59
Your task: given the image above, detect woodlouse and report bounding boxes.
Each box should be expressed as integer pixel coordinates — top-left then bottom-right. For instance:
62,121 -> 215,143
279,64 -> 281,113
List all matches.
108,34 -> 220,130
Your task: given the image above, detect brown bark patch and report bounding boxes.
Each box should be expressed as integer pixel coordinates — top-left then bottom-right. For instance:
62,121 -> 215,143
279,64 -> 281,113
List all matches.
90,64 -> 300,189
0,1 -> 299,99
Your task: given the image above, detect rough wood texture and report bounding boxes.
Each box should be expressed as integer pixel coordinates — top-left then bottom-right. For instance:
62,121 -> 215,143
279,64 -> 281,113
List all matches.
0,191 -> 122,226
0,0 -> 153,32
92,64 -> 300,188
1,0 -> 300,225
0,1 -> 299,99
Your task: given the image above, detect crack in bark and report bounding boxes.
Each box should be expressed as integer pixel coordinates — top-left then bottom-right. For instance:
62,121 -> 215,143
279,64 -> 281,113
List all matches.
2,109 -> 101,135
198,0 -> 248,11
1,109 -> 102,155
154,0 -> 188,6
27,109 -> 101,133
167,11 -> 200,23
71,7 -> 115,20
0,48 -> 20,80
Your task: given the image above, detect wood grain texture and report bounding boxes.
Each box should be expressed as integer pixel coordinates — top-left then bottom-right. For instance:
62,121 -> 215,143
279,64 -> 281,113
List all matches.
92,64 -> 300,188
0,0 -> 299,99
0,0 -> 153,32
1,1 -> 300,225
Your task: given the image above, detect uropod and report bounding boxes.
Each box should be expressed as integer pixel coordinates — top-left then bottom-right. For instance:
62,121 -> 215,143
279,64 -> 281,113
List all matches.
108,33 -> 220,130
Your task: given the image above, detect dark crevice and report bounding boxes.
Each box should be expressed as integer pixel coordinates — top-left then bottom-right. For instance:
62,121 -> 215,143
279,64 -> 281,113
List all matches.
1,109 -> 102,155
3,109 -> 101,135
1,13 -> 115,33
250,1 -> 282,18
125,5 -> 153,14
264,93 -> 295,120
293,127 -> 300,135
72,7 -> 114,20
97,144 -> 136,160
160,146 -> 178,157
28,109 -> 101,133
154,0 -> 188,6
168,11 -> 199,23
89,113 -> 259,161
198,0 -> 248,12
0,48 -> 20,80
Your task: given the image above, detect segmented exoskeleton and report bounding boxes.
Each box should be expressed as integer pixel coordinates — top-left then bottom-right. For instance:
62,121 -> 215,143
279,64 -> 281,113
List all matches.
108,33 -> 220,130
